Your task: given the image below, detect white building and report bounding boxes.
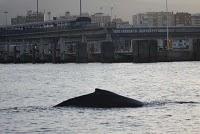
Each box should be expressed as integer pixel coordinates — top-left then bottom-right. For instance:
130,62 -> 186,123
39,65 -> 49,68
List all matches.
132,12 -> 175,27
11,10 -> 45,25
175,12 -> 191,26
112,18 -> 129,25
54,11 -> 77,21
91,13 -> 111,26
191,14 -> 200,26
54,12 -> 90,21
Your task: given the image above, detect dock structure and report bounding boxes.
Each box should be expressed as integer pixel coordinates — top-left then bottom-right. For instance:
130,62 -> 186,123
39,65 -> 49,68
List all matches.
101,41 -> 115,63
1,18 -> 200,63
193,39 -> 200,61
132,40 -> 158,63
76,41 -> 88,63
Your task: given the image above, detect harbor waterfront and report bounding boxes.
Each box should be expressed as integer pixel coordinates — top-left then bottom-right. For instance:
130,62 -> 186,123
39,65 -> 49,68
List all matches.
1,17 -> 200,63
1,0 -> 200,133
0,62 -> 200,133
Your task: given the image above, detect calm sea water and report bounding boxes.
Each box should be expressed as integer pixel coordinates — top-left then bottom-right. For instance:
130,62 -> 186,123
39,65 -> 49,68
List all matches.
0,62 -> 200,134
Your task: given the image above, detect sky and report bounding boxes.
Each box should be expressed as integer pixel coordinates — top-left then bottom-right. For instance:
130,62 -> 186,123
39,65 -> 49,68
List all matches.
0,0 -> 200,25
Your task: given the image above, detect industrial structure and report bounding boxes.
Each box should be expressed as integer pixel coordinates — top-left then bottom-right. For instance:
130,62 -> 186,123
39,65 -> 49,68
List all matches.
11,10 -> 45,25
1,15 -> 200,63
132,12 -> 200,27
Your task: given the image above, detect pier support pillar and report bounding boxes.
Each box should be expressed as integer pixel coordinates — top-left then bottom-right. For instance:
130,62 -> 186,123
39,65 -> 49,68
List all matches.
76,42 -> 88,63
58,38 -> 66,63
51,39 -> 60,63
52,43 -> 56,63
32,44 -> 37,64
13,46 -> 18,63
38,39 -> 46,63
101,41 -> 115,63
132,40 -> 158,63
13,45 -> 21,63
3,43 -> 10,63
193,39 -> 200,60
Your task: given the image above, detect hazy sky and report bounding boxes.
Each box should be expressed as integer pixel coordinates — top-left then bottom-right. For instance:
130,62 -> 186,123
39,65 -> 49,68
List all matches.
0,0 -> 200,25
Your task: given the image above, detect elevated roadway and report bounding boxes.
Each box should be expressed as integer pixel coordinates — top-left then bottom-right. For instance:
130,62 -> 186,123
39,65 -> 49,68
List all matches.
1,25 -> 200,41
112,26 -> 200,40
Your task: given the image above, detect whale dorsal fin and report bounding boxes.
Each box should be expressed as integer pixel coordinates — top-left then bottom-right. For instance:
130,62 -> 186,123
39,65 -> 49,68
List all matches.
95,88 -> 116,95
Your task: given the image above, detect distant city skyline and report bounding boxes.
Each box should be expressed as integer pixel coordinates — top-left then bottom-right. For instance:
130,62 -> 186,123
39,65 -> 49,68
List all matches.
0,0 -> 200,25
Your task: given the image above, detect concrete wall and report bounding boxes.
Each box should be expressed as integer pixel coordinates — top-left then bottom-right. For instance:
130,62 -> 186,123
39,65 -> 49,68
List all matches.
87,41 -> 101,62
101,41 -> 115,63
193,39 -> 200,60
167,51 -> 193,61
0,38 -> 199,63
132,40 -> 158,63
76,42 -> 88,63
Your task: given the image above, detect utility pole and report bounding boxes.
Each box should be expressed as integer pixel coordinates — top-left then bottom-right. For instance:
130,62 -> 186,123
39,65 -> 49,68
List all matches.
80,0 -> 82,16
166,0 -> 169,49
37,0 -> 39,22
110,7 -> 113,21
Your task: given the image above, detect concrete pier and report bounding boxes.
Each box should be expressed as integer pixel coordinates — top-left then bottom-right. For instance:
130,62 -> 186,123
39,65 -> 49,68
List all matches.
167,50 -> 193,61
52,43 -> 57,63
87,42 -> 101,62
0,38 -> 198,63
101,41 -> 115,63
51,40 -> 61,63
193,39 -> 200,60
14,46 -> 18,63
1,25 -> 200,63
31,45 -> 37,64
132,40 -> 158,63
76,42 -> 88,63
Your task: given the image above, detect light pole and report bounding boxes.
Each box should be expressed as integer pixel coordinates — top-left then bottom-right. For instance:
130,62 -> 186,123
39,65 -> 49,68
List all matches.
166,0 -> 169,49
110,7 -> 113,21
37,0 -> 39,22
80,0 -> 82,16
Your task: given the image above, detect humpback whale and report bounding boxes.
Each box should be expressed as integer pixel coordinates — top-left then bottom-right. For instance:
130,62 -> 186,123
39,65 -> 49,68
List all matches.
54,88 -> 143,108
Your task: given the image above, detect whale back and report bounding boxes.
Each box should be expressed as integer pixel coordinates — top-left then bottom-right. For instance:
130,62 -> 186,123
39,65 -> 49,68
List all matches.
55,88 -> 143,108
94,88 -> 119,96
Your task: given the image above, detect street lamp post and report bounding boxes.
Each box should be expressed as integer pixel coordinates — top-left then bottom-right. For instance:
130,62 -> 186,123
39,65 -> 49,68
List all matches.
80,0 -> 82,16
37,0 -> 39,22
166,0 -> 169,49
110,7 -> 113,21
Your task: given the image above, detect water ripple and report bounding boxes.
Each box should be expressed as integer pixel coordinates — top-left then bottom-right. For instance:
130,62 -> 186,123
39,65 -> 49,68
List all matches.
0,62 -> 200,134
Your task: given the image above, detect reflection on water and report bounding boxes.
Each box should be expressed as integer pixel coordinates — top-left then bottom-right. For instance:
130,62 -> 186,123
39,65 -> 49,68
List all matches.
0,62 -> 200,133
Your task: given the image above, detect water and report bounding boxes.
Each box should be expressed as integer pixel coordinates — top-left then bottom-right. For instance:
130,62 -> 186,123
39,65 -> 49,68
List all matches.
0,62 -> 199,134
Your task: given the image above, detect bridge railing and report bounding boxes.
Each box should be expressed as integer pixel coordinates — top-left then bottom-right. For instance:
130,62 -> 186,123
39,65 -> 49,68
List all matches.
0,23 -> 102,37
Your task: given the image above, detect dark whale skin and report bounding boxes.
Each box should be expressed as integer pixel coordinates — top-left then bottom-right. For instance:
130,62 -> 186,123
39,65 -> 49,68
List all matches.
54,88 -> 143,108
